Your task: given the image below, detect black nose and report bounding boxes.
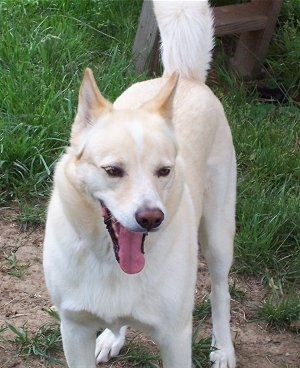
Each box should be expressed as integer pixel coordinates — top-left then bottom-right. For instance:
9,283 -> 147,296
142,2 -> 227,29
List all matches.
135,208 -> 164,231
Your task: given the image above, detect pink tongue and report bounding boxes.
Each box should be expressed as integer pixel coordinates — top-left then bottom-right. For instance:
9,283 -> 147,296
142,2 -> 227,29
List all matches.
118,225 -> 145,274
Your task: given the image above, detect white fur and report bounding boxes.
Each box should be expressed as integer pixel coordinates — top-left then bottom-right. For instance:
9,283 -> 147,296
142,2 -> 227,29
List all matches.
153,0 -> 214,81
43,1 -> 236,367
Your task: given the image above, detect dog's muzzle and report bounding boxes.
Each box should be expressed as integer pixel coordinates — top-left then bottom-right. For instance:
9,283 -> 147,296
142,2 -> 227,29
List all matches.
100,202 -> 149,275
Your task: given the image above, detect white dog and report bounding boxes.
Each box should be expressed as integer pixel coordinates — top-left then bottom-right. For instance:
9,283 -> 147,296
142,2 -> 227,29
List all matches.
43,1 -> 236,367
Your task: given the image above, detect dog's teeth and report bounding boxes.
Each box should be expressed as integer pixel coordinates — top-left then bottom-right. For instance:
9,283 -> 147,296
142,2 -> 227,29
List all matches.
112,222 -> 119,239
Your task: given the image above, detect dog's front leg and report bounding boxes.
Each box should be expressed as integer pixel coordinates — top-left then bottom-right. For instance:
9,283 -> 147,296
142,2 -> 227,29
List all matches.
60,312 -> 99,368
95,326 -> 127,363
156,322 -> 193,368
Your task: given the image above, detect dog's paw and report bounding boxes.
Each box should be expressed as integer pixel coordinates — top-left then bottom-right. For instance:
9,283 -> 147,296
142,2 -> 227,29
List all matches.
95,327 -> 126,364
210,348 -> 236,368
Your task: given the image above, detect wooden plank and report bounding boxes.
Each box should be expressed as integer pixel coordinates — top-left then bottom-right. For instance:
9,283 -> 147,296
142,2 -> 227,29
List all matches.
231,0 -> 283,77
132,0 -> 159,74
214,3 -> 268,36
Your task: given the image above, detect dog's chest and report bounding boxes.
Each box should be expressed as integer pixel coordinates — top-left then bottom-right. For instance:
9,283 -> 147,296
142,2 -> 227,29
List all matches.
62,249 -> 149,320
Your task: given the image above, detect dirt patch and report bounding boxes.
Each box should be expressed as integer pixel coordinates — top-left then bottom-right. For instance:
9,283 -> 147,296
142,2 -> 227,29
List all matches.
0,208 -> 299,367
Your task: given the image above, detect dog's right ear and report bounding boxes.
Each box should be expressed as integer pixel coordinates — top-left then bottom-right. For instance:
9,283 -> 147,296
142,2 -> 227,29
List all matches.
71,68 -> 112,146
140,72 -> 179,124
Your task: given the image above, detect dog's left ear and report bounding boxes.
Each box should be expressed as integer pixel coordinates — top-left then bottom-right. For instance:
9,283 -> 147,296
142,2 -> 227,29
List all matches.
141,72 -> 179,123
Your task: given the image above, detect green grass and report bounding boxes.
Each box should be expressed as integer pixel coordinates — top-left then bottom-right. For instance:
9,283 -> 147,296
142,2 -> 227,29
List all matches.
2,308 -> 62,365
193,296 -> 211,321
228,100 -> 299,284
229,281 -> 246,302
266,0 -> 300,99
111,341 -> 161,367
6,322 -> 63,365
192,323 -> 213,368
257,289 -> 300,331
0,0 -> 143,210
0,0 -> 299,366
1,250 -> 30,277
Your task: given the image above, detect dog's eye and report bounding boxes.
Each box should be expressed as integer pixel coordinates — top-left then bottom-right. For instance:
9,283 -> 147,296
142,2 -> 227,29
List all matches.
156,167 -> 171,177
102,166 -> 124,178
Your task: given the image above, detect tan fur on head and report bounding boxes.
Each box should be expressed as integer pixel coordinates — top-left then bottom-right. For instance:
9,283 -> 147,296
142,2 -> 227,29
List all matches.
71,70 -> 178,150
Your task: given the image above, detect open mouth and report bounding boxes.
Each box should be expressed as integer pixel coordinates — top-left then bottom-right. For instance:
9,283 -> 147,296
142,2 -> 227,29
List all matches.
100,202 -> 147,274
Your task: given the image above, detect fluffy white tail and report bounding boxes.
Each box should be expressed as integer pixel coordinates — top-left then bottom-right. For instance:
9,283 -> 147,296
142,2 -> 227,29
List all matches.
153,0 -> 214,83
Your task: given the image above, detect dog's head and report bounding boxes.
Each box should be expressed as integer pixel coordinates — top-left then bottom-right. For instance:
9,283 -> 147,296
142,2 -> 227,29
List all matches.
67,69 -> 179,274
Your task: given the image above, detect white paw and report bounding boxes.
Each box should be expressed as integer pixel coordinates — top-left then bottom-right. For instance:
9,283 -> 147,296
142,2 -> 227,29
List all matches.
210,348 -> 236,368
95,327 -> 126,364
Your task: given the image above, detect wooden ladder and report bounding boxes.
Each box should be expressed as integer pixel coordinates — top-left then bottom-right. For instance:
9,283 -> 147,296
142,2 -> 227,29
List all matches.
133,0 -> 282,78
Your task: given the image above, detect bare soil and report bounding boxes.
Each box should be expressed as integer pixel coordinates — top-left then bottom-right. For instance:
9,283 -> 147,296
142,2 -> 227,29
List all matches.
0,208 -> 299,368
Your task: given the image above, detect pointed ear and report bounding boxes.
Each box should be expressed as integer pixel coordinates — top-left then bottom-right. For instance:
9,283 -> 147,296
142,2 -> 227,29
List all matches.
140,72 -> 179,123
71,68 -> 112,145
76,68 -> 112,124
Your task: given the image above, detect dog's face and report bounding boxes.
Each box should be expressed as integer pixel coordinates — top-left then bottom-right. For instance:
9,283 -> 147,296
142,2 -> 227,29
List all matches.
68,69 -> 179,274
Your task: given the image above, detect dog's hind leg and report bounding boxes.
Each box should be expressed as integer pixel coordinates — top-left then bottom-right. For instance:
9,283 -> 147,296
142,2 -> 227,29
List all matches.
199,154 -> 236,368
95,326 -> 127,364
155,321 -> 193,368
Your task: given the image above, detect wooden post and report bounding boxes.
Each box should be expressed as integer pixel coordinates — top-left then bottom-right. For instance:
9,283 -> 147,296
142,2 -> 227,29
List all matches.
132,0 -> 160,74
231,0 -> 283,78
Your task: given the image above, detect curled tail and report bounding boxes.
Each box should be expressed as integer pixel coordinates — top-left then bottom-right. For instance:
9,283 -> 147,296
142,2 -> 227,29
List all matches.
153,0 -> 214,83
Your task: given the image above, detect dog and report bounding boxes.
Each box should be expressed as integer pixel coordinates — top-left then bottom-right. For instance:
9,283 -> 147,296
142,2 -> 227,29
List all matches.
43,1 -> 236,367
